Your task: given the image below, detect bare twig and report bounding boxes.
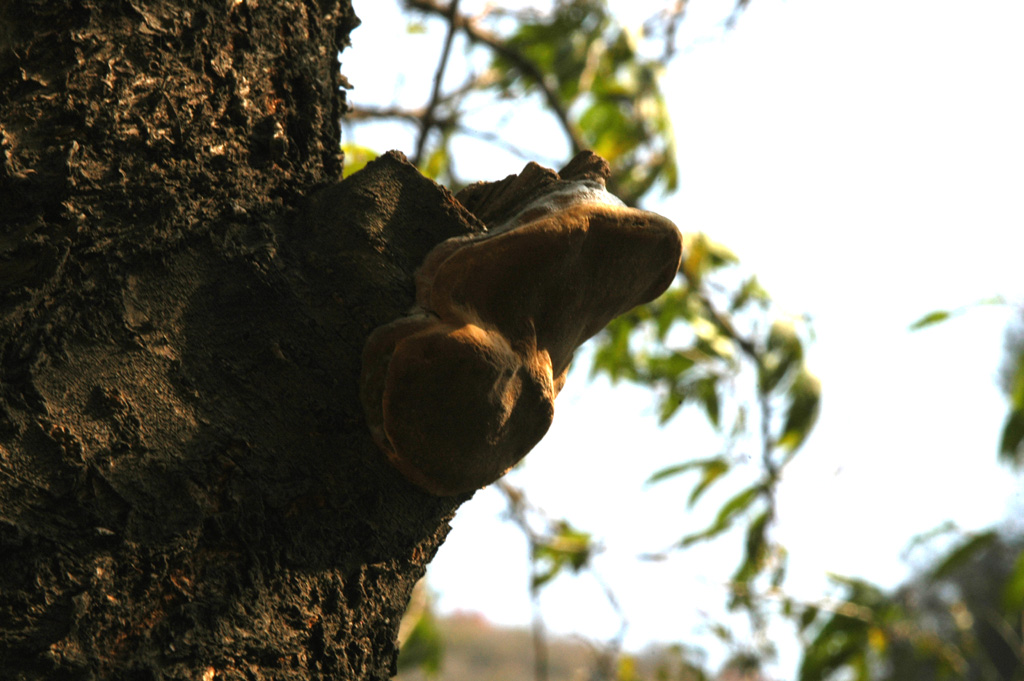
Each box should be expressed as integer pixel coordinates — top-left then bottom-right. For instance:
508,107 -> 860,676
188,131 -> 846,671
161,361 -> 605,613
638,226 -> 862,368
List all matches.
726,0 -> 753,29
530,596 -> 550,681
495,480 -> 549,681
351,104 -> 555,165
453,125 -> 554,163
348,104 -> 429,123
676,276 -> 785,635
405,0 -> 585,154
651,0 -> 689,62
690,286 -> 778,479
413,0 -> 461,166
348,69 -> 495,124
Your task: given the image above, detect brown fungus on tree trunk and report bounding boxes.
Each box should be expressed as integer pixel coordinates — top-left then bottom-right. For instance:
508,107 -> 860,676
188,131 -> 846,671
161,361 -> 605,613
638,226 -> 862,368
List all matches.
361,151 -> 683,496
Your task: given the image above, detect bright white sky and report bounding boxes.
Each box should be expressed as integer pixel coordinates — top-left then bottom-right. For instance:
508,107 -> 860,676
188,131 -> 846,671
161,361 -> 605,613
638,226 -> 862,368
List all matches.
347,0 -> 1024,674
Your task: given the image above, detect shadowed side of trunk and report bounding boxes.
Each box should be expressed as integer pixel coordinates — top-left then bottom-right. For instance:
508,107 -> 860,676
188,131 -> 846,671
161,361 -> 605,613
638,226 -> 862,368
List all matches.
0,3 -> 475,679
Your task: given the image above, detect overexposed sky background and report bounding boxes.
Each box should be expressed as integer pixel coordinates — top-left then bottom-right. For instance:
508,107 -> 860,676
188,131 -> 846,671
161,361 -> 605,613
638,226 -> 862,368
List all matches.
346,0 -> 1024,674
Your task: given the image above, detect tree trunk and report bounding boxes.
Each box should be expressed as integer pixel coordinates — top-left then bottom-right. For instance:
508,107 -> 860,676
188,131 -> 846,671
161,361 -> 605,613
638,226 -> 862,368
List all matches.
0,3 -> 470,679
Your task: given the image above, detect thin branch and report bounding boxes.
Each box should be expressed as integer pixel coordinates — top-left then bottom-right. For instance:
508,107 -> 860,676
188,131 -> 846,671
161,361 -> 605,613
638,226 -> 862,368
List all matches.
693,288 -> 758,360
495,480 -> 549,681
649,0 -> 689,62
351,105 -> 554,164
726,0 -> 753,29
348,105 -> 427,123
453,125 -> 559,164
406,0 -> 585,154
413,0 -> 461,166
530,594 -> 550,681
692,285 -> 779,484
348,68 -> 494,124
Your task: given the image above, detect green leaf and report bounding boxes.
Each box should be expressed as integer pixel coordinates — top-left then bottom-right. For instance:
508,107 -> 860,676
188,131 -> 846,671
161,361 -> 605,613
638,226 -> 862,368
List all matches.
759,320 -> 804,393
694,332 -> 736,363
580,99 -> 632,160
340,143 -> 378,178
723,652 -> 762,675
653,287 -> 691,340
798,605 -> 820,633
531,566 -> 557,591
686,458 -> 729,508
531,522 -> 593,591
744,510 -> 770,565
679,484 -> 763,548
1008,350 -> 1024,407
908,310 -> 951,330
716,484 -> 763,522
1001,548 -> 1024,612
681,233 -> 707,284
709,623 -> 734,643
405,20 -> 427,35
645,456 -> 727,486
798,612 -> 871,681
646,351 -> 697,381
910,297 -> 1007,331
696,376 -> 721,428
397,605 -> 445,675
730,275 -> 771,312
770,546 -> 788,588
590,317 -> 636,383
826,575 -> 888,608
703,237 -> 739,269
681,233 -> 739,285
998,408 -> 1024,468
421,144 -> 448,181
929,531 -> 998,580
777,369 -> 822,455
657,386 -> 686,425
1000,353 -> 1024,467
731,510 -> 771,587
903,520 -> 960,558
617,653 -> 641,681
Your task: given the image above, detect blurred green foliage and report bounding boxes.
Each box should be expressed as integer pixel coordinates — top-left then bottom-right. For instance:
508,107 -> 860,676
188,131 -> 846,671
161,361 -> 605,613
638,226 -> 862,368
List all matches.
589,228 -> 819,647
798,532 -> 1024,681
490,0 -> 677,203
348,0 -> 676,203
349,2 -> 1024,679
999,346 -> 1024,468
340,143 -> 378,178
398,600 -> 446,677
531,521 -> 593,590
911,297 -> 1024,469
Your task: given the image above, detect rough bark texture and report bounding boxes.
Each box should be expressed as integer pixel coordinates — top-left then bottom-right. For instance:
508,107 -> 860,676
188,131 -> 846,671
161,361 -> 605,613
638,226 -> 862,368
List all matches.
0,2 -> 475,679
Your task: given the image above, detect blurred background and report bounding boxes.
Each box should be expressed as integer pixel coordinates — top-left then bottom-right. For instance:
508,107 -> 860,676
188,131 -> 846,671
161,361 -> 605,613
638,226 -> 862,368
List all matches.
343,1 -> 1024,678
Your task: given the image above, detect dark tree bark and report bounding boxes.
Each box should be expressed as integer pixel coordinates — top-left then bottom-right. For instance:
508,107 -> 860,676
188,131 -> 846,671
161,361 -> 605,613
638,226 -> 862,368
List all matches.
0,2 -> 476,679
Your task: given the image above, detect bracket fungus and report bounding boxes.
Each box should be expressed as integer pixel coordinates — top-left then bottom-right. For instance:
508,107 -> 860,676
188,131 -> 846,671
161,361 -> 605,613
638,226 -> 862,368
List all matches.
361,152 -> 683,496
